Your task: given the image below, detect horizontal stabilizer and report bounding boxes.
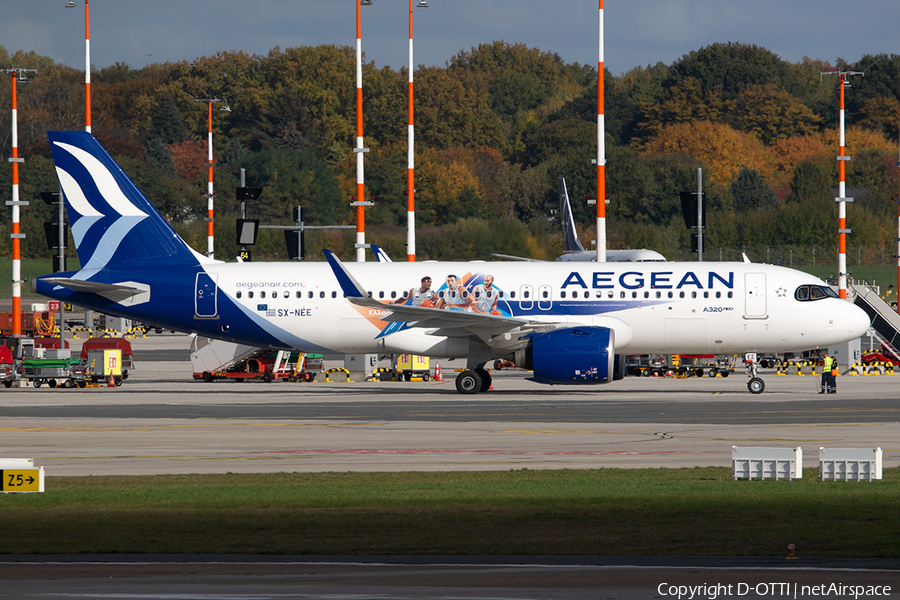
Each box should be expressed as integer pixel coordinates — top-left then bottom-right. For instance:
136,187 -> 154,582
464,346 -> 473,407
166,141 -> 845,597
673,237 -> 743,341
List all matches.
41,277 -> 150,306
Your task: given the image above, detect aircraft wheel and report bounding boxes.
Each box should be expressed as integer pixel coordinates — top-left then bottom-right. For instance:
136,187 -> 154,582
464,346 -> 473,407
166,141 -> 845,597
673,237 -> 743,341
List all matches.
475,368 -> 492,392
455,370 -> 482,394
748,377 -> 765,394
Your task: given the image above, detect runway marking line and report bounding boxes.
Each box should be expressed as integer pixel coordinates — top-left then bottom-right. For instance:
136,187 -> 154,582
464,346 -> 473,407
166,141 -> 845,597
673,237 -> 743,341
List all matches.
495,429 -> 630,434
243,449 -> 697,456
0,422 -> 387,433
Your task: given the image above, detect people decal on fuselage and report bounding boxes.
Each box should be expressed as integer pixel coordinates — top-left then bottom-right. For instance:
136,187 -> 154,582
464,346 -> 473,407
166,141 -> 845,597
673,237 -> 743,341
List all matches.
473,274 -> 501,315
396,276 -> 435,307
435,274 -> 476,311
393,272 -> 509,316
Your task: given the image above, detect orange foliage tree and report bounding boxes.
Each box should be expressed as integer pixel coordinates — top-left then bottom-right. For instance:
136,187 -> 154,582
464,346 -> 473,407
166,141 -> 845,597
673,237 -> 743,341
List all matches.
168,140 -> 209,183
640,121 -> 772,186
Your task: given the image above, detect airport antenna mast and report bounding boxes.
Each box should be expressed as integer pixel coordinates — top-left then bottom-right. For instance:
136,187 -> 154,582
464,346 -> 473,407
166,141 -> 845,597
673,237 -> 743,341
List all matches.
817,58 -> 880,299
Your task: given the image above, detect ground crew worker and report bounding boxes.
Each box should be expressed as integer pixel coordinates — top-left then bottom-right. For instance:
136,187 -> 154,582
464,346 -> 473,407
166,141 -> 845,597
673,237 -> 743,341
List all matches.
820,351 -> 836,394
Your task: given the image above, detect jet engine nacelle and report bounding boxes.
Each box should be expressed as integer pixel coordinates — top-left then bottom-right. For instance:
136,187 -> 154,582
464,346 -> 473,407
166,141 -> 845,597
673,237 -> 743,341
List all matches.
519,326 -> 616,385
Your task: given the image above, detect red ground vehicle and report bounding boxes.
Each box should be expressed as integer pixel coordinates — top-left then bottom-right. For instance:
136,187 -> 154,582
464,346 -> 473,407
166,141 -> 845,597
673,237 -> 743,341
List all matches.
860,350 -> 900,366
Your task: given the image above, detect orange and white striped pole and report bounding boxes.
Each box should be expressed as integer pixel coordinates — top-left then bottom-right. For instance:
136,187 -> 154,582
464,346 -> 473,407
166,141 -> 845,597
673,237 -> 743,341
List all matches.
9,72 -> 24,336
353,0 -> 368,263
837,73 -> 848,299
206,99 -> 215,258
406,0 -> 416,262
596,0 -> 606,262
84,0 -> 91,133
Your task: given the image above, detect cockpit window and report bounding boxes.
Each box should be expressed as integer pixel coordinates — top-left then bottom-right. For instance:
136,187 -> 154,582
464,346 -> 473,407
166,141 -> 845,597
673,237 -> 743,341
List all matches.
795,284 -> 838,301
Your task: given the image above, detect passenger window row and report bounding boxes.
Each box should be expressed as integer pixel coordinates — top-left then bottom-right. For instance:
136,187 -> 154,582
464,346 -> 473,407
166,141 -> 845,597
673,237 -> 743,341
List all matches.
234,288 -> 736,301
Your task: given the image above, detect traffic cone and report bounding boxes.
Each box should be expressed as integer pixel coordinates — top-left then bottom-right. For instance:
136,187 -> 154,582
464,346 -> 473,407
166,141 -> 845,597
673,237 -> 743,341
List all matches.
434,363 -> 443,381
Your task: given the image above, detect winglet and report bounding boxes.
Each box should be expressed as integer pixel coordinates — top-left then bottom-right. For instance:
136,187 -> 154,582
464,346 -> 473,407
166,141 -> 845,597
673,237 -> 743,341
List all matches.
323,250 -> 367,298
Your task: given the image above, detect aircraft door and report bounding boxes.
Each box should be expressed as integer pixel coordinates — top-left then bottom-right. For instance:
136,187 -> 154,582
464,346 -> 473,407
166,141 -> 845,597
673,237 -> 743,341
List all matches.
538,285 -> 552,310
519,285 -> 534,311
195,272 -> 218,318
744,273 -> 767,318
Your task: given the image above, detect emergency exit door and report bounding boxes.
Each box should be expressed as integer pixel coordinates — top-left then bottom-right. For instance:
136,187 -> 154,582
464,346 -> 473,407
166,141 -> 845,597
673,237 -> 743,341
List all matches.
744,273 -> 767,318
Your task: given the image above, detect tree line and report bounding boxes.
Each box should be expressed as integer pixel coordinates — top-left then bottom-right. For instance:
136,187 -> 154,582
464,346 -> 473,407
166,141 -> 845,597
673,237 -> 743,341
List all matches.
0,42 -> 898,263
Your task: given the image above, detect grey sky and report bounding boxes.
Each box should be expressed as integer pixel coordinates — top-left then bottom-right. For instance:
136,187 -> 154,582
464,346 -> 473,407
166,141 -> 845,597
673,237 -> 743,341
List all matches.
2,1 -> 898,75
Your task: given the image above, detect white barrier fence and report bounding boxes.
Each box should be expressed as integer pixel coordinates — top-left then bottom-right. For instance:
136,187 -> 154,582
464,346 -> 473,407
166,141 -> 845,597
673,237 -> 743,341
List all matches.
732,446 -> 802,480
733,446 -> 883,481
819,447 -> 883,482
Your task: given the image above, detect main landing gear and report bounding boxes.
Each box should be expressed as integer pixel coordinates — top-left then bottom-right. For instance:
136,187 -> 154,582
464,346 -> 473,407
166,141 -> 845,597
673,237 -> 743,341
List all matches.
744,353 -> 765,394
455,367 -> 492,394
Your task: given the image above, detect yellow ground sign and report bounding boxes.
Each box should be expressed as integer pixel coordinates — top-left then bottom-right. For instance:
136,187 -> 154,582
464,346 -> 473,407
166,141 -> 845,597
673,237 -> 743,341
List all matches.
1,468 -> 44,493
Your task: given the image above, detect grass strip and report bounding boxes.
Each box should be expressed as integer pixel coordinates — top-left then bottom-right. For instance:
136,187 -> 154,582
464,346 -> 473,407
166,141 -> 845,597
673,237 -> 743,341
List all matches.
2,468 -> 898,557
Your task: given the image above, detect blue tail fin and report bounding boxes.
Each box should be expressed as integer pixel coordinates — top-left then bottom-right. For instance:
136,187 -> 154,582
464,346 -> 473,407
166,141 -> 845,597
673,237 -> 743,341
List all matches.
48,131 -> 210,271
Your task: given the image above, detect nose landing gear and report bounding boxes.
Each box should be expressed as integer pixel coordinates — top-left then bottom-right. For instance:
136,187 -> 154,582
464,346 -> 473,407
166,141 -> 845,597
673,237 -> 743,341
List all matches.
744,353 -> 765,394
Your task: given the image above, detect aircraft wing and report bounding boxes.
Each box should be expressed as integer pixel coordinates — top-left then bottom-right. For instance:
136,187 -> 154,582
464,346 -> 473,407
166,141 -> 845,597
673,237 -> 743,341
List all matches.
323,250 -> 558,347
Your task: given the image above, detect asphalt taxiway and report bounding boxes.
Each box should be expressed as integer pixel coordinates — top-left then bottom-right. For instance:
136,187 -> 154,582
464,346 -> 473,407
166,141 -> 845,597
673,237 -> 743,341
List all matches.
0,333 -> 897,476
2,333 -> 899,597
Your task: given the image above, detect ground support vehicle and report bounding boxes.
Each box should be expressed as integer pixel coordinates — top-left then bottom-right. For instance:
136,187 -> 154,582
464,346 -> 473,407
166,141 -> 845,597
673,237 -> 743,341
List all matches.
21,357 -> 81,388
80,338 -> 134,382
625,354 -> 736,378
397,354 -> 431,381
197,350 -> 322,383
286,353 -> 324,382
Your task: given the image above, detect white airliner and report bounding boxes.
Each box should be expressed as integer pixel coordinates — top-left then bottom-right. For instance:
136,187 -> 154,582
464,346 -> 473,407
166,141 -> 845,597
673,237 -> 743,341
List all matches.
493,178 -> 667,263
33,132 -> 870,394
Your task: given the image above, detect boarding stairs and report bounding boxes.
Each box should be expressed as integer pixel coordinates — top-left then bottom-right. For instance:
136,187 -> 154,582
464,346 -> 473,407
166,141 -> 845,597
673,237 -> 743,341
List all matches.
189,336 -> 275,375
849,283 -> 900,363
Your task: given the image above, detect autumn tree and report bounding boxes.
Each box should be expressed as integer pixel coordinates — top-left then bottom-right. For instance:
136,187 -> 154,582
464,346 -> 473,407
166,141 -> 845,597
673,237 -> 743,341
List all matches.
724,83 -> 821,145
637,78 -> 723,142
641,121 -> 772,186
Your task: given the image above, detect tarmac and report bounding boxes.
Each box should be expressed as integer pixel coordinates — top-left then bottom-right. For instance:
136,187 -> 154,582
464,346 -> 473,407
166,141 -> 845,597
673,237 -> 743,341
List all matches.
0,331 -> 897,476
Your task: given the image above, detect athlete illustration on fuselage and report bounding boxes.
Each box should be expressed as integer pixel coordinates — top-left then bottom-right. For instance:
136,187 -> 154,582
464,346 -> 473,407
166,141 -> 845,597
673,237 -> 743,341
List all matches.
473,274 -> 501,314
435,274 -> 476,311
396,276 -> 435,307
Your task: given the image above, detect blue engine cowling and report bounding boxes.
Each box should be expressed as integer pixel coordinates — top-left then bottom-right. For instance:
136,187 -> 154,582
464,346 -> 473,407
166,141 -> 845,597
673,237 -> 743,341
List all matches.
524,326 -> 615,385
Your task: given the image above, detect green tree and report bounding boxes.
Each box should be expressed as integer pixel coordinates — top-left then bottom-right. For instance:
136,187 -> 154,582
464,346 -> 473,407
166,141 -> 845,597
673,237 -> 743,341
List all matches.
668,42 -> 805,101
235,147 -> 344,226
731,167 -> 776,213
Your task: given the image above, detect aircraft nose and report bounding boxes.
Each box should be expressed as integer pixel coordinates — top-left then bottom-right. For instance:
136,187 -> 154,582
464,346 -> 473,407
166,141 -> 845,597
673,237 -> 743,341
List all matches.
847,302 -> 871,338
